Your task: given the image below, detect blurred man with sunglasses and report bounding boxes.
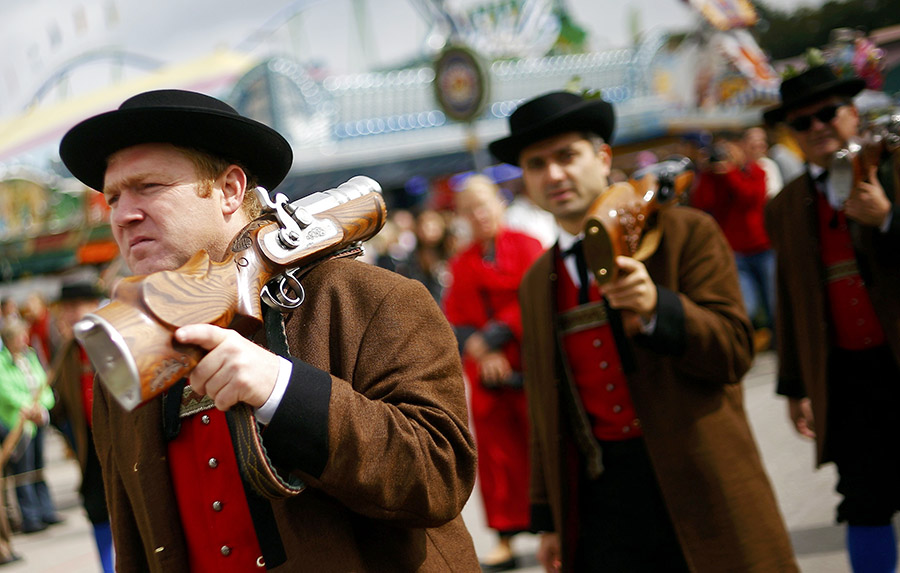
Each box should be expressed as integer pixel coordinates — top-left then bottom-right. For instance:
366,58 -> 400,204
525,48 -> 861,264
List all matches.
764,65 -> 900,572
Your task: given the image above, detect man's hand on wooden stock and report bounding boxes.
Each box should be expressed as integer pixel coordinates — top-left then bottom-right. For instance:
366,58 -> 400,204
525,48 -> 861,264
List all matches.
175,324 -> 280,411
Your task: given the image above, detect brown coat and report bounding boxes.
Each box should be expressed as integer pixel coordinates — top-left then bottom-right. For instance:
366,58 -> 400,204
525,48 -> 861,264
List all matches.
765,171 -> 900,464
92,258 -> 480,572
520,206 -> 797,572
51,339 -> 93,474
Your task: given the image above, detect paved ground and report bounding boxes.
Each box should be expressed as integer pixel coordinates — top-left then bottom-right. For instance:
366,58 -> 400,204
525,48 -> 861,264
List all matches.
461,351 -> 899,572
6,350 -> 898,571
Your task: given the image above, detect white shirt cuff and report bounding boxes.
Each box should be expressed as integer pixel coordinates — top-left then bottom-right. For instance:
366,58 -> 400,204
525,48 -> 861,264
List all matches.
254,356 -> 292,425
880,210 -> 893,233
639,313 -> 658,335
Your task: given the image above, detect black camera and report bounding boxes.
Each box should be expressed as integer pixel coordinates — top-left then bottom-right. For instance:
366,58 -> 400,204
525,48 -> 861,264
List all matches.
708,143 -> 730,164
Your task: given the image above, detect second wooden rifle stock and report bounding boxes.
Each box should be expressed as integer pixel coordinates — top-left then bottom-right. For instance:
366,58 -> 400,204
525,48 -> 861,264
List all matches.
582,156 -> 694,284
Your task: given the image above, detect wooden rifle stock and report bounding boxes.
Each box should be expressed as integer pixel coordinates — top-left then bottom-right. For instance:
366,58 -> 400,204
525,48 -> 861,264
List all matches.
75,183 -> 386,410
582,157 -> 693,284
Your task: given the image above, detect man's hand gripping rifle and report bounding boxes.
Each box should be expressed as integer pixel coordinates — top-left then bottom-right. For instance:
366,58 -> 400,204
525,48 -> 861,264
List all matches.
74,176 -> 387,411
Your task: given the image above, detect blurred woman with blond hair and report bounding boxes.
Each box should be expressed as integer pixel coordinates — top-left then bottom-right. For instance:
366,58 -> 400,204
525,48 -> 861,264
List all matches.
0,317 -> 62,535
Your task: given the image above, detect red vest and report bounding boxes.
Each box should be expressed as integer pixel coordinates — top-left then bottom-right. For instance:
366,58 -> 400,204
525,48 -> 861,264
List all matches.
78,346 -> 94,427
816,193 -> 885,350
556,255 -> 642,440
168,405 -> 265,571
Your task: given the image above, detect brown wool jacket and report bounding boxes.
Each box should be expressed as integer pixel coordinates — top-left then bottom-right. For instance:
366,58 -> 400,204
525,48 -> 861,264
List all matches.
765,168 -> 900,464
92,258 -> 480,572
520,206 -> 798,572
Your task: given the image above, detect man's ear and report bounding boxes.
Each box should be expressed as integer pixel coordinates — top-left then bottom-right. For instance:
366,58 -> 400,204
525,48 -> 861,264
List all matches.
847,103 -> 861,125
597,143 -> 612,169
596,142 -> 613,173
219,165 -> 247,216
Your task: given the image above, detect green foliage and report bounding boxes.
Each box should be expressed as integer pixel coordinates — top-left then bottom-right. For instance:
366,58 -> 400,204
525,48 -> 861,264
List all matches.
562,75 -> 605,100
552,8 -> 589,54
755,0 -> 900,60
780,48 -> 827,80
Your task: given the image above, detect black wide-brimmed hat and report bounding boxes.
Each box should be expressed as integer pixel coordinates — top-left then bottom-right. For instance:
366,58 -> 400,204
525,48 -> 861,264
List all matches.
59,281 -> 103,302
763,65 -> 865,125
488,91 -> 615,166
59,89 -> 293,191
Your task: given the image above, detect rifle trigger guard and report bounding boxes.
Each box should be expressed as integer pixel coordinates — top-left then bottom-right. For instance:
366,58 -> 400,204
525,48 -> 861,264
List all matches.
261,270 -> 306,312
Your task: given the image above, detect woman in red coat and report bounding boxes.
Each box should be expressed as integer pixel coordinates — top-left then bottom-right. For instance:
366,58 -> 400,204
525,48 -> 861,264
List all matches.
443,175 -> 544,571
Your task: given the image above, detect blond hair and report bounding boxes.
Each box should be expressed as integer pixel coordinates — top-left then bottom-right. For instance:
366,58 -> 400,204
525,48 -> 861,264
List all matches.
457,174 -> 502,202
175,146 -> 263,219
0,316 -> 28,350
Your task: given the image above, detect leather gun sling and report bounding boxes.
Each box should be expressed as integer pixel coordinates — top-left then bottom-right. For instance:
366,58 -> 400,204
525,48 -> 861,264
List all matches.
225,245 -> 365,499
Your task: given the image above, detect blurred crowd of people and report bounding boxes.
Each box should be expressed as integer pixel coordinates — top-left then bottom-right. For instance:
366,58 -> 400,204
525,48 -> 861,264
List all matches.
365,180 -> 557,306
365,118 -> 800,363
0,285 -> 112,571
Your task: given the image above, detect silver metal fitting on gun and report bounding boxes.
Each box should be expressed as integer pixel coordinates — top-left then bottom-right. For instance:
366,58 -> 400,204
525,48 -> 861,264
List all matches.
257,176 -> 383,311
829,113 -> 900,205
255,175 -> 382,254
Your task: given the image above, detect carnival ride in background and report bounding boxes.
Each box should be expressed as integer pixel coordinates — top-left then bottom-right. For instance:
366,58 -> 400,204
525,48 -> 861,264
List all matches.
0,0 -> 893,286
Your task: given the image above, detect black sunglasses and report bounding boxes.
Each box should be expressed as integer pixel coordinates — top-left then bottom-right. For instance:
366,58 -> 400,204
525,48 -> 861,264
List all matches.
787,104 -> 841,132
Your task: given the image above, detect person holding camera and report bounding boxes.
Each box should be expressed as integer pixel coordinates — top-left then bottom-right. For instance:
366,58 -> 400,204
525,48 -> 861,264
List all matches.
692,130 -> 775,351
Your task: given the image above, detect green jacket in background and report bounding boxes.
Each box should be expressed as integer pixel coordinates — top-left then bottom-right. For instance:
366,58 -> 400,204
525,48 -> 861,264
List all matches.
0,347 -> 54,437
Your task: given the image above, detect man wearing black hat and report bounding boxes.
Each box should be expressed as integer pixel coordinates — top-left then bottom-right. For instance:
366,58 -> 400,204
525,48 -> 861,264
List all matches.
489,91 -> 797,572
49,281 -> 113,572
764,65 -> 900,572
59,90 -> 479,571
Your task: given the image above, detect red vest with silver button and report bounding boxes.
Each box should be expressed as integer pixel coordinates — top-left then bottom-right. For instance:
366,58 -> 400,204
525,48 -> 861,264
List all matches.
816,193 -> 886,350
168,405 -> 265,570
556,254 -> 642,440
